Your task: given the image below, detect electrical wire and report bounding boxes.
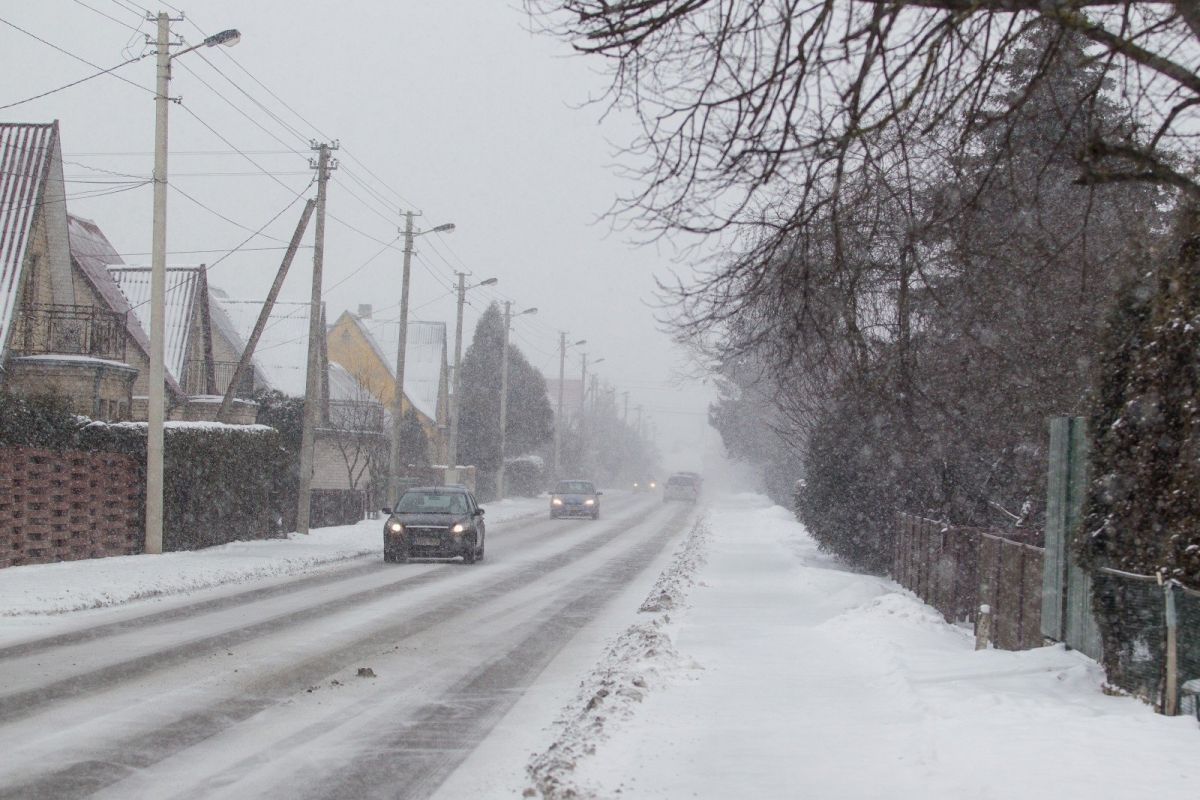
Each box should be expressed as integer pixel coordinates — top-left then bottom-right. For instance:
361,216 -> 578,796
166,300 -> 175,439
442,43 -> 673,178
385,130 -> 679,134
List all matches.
170,181 -> 304,244
0,15 -> 154,98
0,51 -> 148,111
70,0 -> 143,33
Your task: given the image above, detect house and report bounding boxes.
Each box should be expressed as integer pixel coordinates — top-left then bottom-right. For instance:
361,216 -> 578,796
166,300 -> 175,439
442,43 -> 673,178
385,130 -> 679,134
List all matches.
326,307 -> 451,465
209,290 -> 387,500
107,266 -> 256,423
0,122 -> 137,419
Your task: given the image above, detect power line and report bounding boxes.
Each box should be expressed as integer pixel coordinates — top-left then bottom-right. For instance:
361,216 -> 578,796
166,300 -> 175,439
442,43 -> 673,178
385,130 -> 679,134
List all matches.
0,15 -> 154,98
70,0 -> 143,33
170,180 -> 310,244
0,51 -> 148,111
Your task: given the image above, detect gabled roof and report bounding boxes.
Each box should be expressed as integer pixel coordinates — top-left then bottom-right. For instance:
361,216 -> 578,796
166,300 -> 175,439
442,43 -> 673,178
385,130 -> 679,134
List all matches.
352,315 -> 446,422
0,122 -> 58,351
209,291 -> 314,397
207,286 -> 269,390
67,215 -> 144,353
109,266 -> 204,386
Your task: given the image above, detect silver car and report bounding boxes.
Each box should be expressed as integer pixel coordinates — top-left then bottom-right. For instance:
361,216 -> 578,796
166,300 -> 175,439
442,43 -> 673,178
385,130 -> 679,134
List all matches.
663,473 -> 700,503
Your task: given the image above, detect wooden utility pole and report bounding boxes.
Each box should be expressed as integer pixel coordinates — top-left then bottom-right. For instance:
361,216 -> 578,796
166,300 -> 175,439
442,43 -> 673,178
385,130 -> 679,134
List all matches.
217,199 -> 315,422
296,141 -> 336,535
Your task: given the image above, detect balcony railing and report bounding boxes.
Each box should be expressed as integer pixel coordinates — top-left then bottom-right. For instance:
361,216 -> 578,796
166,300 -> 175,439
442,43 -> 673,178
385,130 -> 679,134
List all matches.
11,303 -> 127,362
182,359 -> 257,398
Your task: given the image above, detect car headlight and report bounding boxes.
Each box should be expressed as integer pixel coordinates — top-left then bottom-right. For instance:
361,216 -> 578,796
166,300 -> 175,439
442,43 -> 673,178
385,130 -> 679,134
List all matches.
584,498 -> 595,506
452,522 -> 466,534
552,497 -> 563,506
649,481 -> 657,489
389,521 -> 403,534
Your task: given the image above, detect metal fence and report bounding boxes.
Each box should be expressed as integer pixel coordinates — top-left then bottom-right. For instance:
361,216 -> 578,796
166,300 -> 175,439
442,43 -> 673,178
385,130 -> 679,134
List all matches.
10,303 -> 127,361
894,512 -> 1044,650
1092,568 -> 1200,715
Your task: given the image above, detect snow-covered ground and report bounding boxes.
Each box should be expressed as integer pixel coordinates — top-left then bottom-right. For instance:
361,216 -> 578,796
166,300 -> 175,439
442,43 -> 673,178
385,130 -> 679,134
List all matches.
3,489 -> 1196,798
439,492 -> 1200,799
0,495 -> 547,617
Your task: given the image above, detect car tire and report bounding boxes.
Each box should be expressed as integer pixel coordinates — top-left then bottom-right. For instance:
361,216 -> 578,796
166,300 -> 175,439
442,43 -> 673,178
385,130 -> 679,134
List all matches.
462,536 -> 477,564
477,538 -> 485,562
592,510 -> 600,520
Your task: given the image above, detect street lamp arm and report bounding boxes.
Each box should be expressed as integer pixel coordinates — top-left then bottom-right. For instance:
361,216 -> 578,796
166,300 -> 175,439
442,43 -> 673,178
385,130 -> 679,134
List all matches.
170,28 -> 241,61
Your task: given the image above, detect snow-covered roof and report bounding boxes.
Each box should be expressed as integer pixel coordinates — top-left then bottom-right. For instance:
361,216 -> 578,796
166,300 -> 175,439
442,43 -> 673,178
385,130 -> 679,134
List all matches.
0,123 -> 58,353
209,292 -> 314,397
354,315 -> 446,422
108,266 -> 204,386
67,216 -> 144,353
207,286 -> 269,390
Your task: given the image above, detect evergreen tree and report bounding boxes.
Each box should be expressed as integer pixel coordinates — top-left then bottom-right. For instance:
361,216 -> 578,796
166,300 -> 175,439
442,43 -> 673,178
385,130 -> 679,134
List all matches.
1078,213 -> 1200,588
457,303 -> 554,496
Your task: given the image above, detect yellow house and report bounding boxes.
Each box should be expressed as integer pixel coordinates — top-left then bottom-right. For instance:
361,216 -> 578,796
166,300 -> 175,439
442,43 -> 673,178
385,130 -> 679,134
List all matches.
326,309 -> 450,464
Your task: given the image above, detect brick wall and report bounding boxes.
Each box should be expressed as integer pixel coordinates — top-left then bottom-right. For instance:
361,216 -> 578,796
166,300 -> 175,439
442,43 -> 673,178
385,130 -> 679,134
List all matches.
0,446 -> 141,568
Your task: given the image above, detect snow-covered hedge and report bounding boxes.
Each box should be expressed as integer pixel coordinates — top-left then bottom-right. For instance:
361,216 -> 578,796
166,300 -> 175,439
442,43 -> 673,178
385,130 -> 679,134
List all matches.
0,394 -> 292,551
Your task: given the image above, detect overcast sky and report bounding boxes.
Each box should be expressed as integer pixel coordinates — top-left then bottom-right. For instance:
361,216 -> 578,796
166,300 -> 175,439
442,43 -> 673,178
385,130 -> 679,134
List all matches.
1,0 -> 718,467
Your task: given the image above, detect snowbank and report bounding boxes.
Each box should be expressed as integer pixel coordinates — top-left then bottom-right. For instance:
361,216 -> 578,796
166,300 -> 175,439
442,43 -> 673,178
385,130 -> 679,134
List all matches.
0,496 -> 546,617
519,492 -> 1200,799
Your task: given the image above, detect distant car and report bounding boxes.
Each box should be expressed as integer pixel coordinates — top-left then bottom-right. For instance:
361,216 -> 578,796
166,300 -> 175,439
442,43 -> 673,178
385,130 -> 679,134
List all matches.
632,478 -> 658,492
550,479 -> 602,519
663,473 -> 700,503
382,486 -> 486,564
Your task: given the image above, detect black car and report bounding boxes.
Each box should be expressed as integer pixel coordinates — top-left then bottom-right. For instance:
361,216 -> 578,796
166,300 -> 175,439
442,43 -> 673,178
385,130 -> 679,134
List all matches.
382,486 -> 486,564
550,479 -> 602,519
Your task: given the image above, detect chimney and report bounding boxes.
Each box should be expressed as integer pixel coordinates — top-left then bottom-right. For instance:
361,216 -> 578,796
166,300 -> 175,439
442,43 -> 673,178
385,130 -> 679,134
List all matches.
358,303 -> 373,319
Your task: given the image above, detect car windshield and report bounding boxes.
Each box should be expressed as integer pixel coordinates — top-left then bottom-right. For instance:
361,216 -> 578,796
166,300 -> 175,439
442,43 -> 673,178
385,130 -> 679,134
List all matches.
394,491 -> 468,515
669,476 -> 696,487
555,481 -> 595,494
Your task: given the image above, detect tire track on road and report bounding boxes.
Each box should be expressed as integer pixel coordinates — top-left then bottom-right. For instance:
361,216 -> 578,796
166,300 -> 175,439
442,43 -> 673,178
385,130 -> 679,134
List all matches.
0,502 -> 684,800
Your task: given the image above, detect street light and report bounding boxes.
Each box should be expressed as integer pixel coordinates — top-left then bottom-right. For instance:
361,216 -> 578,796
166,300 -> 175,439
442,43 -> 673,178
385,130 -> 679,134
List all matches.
496,303 -> 537,499
553,336 -> 587,480
579,354 -> 605,478
447,274 -> 499,484
388,212 -> 455,506
145,14 -> 241,555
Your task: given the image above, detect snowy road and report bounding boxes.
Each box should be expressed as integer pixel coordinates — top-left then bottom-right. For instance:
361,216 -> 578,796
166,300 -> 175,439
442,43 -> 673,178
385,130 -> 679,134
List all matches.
0,493 -> 693,799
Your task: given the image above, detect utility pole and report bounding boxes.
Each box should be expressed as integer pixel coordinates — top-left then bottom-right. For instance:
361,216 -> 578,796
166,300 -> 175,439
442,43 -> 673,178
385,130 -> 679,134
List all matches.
145,10 -> 175,555
446,271 -> 495,485
495,301 -> 537,498
217,199 -> 315,422
296,141 -> 336,535
636,404 -> 644,439
623,391 -> 629,425
388,211 -> 416,507
497,301 -> 512,499
554,331 -> 566,481
447,272 -> 467,484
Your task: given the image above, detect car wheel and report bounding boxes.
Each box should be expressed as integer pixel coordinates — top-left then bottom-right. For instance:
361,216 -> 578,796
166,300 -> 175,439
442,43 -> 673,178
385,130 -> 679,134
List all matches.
477,538 -> 485,562
462,536 -> 477,564
592,510 -> 600,520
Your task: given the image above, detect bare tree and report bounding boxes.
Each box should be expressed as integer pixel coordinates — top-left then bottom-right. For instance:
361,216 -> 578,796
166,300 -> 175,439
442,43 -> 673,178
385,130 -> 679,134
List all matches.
532,1 -> 1199,237
325,374 -> 389,500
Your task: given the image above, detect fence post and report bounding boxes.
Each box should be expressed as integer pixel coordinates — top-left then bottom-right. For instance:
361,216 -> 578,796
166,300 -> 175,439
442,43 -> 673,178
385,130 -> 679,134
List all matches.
976,604 -> 992,650
1165,582 -> 1179,716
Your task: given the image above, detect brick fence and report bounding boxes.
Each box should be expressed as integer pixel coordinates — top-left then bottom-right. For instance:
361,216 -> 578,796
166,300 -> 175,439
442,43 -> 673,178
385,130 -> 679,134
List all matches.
0,445 -> 140,568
